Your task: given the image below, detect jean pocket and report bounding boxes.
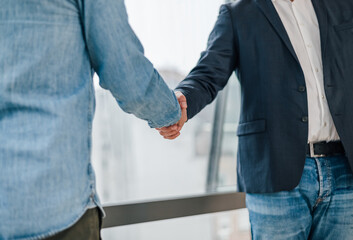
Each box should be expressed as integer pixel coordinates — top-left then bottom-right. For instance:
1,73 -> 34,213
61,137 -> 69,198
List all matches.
237,119 -> 266,136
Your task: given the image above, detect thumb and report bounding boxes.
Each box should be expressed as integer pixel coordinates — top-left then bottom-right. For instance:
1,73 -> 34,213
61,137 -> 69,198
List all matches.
175,91 -> 187,109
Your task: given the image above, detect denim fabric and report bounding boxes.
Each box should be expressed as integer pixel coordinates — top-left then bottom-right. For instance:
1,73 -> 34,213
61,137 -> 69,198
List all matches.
0,0 -> 181,239
246,155 -> 353,240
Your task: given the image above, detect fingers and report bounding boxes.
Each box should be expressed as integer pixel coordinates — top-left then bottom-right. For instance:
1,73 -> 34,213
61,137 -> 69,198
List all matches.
175,91 -> 187,109
155,91 -> 188,140
158,129 -> 180,139
157,123 -> 181,139
157,128 -> 179,134
157,126 -> 182,140
156,124 -> 179,132
161,104 -> 187,138
177,107 -> 187,129
163,132 -> 180,140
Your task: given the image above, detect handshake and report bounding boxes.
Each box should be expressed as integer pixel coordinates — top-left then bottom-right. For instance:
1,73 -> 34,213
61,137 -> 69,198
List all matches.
156,91 -> 188,140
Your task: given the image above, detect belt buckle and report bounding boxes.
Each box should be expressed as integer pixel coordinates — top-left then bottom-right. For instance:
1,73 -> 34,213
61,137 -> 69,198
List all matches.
309,142 -> 326,158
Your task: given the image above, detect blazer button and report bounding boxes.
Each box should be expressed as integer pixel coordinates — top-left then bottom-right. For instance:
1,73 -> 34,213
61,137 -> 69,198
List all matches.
298,86 -> 306,92
301,116 -> 308,123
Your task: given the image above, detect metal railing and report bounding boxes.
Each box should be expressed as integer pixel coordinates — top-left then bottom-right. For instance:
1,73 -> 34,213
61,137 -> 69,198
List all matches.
102,191 -> 245,228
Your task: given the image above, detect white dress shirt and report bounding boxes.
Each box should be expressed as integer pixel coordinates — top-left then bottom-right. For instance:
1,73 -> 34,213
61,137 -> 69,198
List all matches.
272,0 -> 340,143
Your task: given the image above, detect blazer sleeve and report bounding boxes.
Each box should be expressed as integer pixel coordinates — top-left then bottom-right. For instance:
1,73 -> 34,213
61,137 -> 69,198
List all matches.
175,4 -> 238,120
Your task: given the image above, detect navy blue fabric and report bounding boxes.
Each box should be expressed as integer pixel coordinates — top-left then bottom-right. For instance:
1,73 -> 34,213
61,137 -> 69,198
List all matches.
175,0 -> 353,193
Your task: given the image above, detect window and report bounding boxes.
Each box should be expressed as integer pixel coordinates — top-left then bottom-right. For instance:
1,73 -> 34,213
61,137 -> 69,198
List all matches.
91,0 -> 250,239
92,0 -> 225,205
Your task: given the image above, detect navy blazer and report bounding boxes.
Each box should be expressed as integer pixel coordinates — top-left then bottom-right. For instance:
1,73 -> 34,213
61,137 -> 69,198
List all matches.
175,0 -> 353,193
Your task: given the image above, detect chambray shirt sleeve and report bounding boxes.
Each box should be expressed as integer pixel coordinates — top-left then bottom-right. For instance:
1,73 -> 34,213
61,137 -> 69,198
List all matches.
175,5 -> 237,120
77,0 -> 181,128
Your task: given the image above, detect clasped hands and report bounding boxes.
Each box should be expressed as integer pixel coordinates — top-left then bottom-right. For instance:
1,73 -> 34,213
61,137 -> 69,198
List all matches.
156,91 -> 187,140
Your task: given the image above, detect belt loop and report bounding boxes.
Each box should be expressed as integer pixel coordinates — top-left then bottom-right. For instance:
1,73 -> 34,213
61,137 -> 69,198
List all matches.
310,143 -> 315,158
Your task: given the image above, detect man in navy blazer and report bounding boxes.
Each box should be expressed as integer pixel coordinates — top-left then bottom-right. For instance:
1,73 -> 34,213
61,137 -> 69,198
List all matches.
158,0 -> 353,239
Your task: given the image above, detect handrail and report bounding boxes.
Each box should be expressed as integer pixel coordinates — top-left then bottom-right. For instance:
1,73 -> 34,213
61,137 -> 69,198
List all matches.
102,191 -> 245,228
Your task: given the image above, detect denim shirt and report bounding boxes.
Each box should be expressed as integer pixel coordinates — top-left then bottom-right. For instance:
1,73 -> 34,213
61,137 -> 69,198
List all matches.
0,0 -> 181,239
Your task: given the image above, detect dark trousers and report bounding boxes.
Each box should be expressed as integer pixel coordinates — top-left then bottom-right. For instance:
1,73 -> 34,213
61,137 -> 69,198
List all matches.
45,208 -> 102,240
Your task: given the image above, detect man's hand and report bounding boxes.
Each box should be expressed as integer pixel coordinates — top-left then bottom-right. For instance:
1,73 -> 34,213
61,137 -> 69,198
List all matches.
156,91 -> 187,140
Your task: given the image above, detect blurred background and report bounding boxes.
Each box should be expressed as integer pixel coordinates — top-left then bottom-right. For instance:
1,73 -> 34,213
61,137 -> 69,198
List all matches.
91,0 -> 250,239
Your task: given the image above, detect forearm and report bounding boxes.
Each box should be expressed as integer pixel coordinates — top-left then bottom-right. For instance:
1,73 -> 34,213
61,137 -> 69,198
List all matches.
175,4 -> 237,120
78,0 -> 180,127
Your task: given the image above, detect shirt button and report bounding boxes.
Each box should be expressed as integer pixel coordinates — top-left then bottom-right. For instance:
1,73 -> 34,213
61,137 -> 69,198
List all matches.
324,122 -> 327,127
315,68 -> 319,73
321,94 -> 325,99
301,116 -> 308,123
298,86 -> 306,92
307,44 -> 312,48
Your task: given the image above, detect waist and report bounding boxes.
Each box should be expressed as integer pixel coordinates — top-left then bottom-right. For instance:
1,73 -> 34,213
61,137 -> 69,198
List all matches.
307,141 -> 345,158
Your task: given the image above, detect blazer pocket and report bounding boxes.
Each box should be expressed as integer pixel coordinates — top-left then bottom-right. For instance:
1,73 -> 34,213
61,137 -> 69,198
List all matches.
237,119 -> 266,136
334,22 -> 353,31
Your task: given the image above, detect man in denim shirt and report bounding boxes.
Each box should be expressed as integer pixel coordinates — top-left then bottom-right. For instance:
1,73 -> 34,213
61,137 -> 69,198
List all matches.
0,0 -> 186,239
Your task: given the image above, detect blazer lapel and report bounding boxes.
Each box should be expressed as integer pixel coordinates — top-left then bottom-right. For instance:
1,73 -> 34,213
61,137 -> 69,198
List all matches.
254,0 -> 300,65
311,0 -> 328,62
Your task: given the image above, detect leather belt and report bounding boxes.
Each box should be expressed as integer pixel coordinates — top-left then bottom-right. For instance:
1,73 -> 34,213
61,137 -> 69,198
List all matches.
307,141 -> 345,158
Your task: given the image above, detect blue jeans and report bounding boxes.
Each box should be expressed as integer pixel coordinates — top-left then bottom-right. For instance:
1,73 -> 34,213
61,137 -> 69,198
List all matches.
246,155 -> 353,240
